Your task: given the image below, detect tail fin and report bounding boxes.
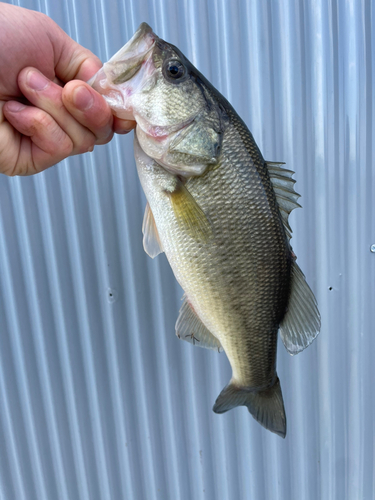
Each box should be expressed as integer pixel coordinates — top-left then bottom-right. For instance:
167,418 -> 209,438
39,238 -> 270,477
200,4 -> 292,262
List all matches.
212,377 -> 286,438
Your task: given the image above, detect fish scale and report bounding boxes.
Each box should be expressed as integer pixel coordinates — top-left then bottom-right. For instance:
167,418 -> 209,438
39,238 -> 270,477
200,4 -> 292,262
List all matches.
89,22 -> 320,437
161,118 -> 290,388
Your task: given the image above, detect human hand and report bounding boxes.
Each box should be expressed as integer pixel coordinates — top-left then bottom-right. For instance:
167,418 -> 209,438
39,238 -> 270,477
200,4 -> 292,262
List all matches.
0,3 -> 135,176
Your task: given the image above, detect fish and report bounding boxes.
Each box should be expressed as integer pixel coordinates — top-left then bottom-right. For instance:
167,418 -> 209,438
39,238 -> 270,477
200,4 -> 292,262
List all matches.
89,23 -> 321,438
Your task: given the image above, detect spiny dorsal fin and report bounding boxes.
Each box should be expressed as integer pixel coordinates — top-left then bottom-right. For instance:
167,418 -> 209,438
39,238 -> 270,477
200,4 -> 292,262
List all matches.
142,202 -> 164,258
266,161 -> 301,240
175,295 -> 223,352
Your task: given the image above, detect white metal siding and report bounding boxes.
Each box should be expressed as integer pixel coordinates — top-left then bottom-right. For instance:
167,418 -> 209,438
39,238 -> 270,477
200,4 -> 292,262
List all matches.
0,0 -> 374,498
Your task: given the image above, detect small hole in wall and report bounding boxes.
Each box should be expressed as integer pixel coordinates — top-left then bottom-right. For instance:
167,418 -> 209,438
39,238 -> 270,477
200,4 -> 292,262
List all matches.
329,287 -> 332,291
107,288 -> 118,303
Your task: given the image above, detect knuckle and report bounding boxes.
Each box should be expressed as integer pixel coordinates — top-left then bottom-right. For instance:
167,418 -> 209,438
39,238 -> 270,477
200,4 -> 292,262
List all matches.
32,110 -> 52,132
60,138 -> 74,157
13,158 -> 38,177
4,164 -> 18,176
32,112 -> 74,157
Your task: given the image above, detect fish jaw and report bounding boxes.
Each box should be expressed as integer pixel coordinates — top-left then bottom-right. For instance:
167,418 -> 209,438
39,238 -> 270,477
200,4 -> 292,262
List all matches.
88,22 -> 157,120
88,24 -> 222,177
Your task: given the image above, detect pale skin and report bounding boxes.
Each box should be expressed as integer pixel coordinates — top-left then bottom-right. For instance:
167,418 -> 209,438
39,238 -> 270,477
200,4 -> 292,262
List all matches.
0,3 -> 136,176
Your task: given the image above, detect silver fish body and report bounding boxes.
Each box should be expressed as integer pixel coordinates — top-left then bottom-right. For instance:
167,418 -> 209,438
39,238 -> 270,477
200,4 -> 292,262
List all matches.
90,23 -> 320,437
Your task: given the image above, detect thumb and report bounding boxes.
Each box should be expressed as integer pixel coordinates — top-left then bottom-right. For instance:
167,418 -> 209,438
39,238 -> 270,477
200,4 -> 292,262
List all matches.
51,23 -> 103,82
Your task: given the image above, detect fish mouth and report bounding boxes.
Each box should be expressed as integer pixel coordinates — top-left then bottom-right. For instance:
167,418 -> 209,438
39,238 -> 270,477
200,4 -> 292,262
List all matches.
107,22 -> 156,67
135,113 -> 196,141
88,22 -> 157,119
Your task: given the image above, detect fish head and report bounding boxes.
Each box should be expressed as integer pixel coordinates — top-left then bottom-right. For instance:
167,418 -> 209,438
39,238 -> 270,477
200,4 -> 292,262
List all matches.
89,23 -> 225,176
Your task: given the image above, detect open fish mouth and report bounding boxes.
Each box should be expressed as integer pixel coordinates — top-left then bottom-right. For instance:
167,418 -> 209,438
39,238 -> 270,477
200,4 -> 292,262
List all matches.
88,22 -> 157,119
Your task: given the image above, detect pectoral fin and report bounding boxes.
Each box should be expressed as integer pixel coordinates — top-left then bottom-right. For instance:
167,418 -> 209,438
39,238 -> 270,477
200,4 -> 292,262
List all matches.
167,180 -> 213,242
175,295 -> 222,352
142,202 -> 163,258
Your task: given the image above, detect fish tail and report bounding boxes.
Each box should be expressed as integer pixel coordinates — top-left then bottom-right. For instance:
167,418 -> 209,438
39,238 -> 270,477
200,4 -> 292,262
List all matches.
213,377 -> 286,438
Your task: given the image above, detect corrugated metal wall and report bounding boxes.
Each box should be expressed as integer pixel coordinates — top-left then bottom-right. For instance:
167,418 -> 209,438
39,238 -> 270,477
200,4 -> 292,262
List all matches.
0,0 -> 374,498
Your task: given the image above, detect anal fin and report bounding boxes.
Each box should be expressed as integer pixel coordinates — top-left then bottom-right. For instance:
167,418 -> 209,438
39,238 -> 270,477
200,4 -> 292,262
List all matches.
280,261 -> 321,355
175,295 -> 222,352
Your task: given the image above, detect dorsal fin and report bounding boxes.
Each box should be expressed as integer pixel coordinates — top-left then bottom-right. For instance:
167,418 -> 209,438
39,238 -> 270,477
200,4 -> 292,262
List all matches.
266,162 -> 301,240
279,261 -> 321,355
266,162 -> 320,355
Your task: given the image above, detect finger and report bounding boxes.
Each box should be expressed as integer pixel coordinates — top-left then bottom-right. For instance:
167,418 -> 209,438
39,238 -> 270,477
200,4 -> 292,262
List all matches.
57,50 -> 103,83
113,116 -> 136,135
3,101 -> 74,175
18,67 -> 101,152
62,80 -> 114,144
50,20 -> 103,82
0,101 -> 21,175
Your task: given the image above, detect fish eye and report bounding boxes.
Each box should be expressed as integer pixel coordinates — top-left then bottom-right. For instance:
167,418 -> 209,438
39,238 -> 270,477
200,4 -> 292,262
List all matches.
164,60 -> 186,81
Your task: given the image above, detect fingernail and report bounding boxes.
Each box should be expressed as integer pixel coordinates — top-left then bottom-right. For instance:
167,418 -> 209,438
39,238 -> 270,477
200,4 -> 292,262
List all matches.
6,101 -> 26,112
27,70 -> 49,91
73,86 -> 94,111
116,129 -> 133,135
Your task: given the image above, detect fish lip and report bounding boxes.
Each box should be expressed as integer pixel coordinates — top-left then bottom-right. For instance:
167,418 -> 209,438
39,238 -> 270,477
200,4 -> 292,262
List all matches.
107,22 -> 157,67
135,114 -> 196,140
87,67 -> 128,113
88,24 -> 158,120
88,22 -> 157,90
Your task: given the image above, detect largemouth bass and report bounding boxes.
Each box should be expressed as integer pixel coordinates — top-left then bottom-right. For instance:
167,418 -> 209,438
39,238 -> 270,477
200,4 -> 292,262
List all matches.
89,23 -> 320,438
